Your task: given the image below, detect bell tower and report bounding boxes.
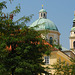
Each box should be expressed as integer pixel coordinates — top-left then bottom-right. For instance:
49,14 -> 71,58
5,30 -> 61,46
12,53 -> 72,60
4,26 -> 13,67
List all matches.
70,11 -> 75,53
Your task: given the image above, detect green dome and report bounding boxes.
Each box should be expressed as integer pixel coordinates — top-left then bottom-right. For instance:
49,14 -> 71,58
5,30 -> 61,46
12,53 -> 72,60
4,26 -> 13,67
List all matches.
29,18 -> 58,31
39,9 -> 46,12
71,27 -> 75,31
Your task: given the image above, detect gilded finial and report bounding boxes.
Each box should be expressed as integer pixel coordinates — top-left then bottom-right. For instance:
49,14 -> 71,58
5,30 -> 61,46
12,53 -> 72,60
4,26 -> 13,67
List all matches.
74,11 -> 75,16
42,5 -> 43,9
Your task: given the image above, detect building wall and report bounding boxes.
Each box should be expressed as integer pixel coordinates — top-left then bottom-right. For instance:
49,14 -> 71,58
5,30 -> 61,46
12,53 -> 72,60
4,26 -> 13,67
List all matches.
70,38 -> 75,49
57,51 -> 72,65
70,31 -> 75,49
47,30 -> 60,45
42,51 -> 72,75
40,30 -> 60,45
39,12 -> 47,19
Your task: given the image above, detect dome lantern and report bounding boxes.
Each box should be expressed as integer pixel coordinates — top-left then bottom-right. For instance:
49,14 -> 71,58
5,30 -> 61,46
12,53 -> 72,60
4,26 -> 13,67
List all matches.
39,5 -> 47,19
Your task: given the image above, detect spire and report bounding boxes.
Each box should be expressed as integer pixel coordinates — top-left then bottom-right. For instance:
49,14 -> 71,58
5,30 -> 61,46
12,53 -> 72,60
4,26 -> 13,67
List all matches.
73,11 -> 75,27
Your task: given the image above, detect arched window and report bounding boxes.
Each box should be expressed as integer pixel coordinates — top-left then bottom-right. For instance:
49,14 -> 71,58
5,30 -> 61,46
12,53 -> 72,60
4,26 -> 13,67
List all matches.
41,13 -> 42,17
73,41 -> 75,49
50,37 -> 53,45
44,13 -> 45,17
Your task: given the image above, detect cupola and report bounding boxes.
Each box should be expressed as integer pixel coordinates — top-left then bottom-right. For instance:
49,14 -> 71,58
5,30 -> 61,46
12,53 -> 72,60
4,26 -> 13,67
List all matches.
39,5 -> 47,19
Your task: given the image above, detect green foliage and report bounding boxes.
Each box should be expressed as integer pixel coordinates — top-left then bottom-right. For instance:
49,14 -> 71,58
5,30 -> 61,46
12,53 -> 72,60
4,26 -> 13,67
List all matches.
70,58 -> 75,75
53,44 -> 62,50
0,1 -> 51,75
10,4 -> 21,15
9,0 -> 14,3
0,1 -> 7,11
52,58 -> 75,75
0,26 -> 50,75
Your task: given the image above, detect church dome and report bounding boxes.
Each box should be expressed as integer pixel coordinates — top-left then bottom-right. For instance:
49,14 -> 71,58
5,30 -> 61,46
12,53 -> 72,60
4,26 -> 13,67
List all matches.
30,18 -> 58,31
29,7 -> 58,31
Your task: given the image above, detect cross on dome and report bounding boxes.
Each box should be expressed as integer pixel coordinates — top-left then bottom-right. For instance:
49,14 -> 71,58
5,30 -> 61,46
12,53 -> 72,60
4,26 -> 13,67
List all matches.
42,5 -> 44,9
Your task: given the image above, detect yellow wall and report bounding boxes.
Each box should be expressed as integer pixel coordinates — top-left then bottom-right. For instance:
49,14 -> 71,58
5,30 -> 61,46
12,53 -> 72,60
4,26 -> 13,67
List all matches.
42,50 -> 72,74
57,51 -> 72,65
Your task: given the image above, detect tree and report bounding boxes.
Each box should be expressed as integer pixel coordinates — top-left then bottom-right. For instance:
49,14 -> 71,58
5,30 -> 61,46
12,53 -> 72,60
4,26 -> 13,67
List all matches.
52,58 -> 75,75
0,1 -> 51,75
70,58 -> 75,75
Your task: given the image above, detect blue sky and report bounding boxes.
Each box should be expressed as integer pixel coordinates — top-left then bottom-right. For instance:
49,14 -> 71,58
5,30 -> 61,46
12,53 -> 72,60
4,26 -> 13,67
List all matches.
1,0 -> 75,49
